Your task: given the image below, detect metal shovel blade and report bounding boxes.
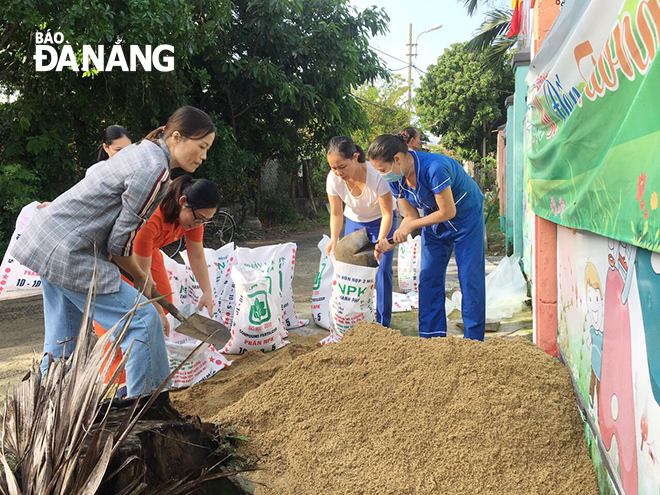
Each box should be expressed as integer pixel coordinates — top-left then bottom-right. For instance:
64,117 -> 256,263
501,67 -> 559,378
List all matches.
176,313 -> 231,350
334,228 -> 379,267
114,264 -> 231,349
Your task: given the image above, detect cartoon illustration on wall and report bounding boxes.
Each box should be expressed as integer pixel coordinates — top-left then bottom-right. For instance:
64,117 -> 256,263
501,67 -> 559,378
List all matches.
599,240 -> 638,494
635,249 -> 660,407
584,262 -> 603,420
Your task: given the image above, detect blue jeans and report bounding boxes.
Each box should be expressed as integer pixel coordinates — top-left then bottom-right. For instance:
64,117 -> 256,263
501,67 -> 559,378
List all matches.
40,277 -> 170,397
344,215 -> 395,327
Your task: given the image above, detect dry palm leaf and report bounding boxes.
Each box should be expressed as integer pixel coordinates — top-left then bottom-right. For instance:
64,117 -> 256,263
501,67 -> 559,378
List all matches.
0,254 -> 231,494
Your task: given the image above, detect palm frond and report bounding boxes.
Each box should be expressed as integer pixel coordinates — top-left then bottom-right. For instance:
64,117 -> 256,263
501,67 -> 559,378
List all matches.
0,253 -> 229,494
466,8 -> 514,52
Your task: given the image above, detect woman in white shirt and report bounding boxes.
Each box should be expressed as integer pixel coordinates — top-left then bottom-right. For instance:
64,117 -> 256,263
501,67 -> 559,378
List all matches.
325,136 -> 395,327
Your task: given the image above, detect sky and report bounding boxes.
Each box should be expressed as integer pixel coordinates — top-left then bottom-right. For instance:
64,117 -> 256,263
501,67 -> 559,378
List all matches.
349,0 -> 510,89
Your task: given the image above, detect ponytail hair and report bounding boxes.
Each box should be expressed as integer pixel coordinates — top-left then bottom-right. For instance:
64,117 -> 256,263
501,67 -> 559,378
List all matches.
141,106 -> 216,145
97,125 -> 131,161
161,176 -> 222,224
326,136 -> 366,163
367,134 -> 409,163
400,126 -> 419,145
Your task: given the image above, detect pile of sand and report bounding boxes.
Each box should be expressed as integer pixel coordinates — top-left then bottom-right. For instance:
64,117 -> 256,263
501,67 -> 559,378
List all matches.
211,322 -> 598,494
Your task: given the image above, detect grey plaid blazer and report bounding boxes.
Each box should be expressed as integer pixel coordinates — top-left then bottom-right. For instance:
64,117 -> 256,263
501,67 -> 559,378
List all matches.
12,139 -> 172,294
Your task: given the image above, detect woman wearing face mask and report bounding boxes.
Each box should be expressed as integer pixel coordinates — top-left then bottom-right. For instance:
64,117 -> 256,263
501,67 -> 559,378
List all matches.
368,132 -> 485,341
12,105 -> 216,398
134,176 -> 221,335
325,136 -> 395,327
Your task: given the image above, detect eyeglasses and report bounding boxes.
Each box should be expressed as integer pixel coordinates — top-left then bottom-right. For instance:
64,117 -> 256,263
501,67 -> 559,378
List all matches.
186,206 -> 213,225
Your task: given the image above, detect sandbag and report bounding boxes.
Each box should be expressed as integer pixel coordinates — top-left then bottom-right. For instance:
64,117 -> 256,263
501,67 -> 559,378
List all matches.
214,243 -> 236,328
321,258 -> 378,344
0,202 -> 43,300
234,245 -> 288,339
222,266 -> 287,354
311,235 -> 333,330
165,304 -> 231,388
397,234 -> 421,294
278,242 -> 309,329
179,247 -> 221,318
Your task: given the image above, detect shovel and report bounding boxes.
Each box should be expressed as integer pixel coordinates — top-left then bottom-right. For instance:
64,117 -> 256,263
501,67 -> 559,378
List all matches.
117,266 -> 231,349
334,228 -> 395,267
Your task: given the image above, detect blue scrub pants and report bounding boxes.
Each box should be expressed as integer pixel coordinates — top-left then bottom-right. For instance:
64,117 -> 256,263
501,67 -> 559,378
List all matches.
344,215 -> 395,327
419,211 -> 485,341
40,277 -> 171,397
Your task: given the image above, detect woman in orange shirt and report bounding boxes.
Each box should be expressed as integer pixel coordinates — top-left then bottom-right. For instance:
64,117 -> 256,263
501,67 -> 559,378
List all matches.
134,175 -> 222,335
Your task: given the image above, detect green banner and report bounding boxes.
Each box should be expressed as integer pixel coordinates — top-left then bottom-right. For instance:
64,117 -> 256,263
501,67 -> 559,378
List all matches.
527,0 -> 660,252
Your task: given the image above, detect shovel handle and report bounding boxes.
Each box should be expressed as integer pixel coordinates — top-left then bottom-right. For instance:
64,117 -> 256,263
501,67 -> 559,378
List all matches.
114,265 -> 186,323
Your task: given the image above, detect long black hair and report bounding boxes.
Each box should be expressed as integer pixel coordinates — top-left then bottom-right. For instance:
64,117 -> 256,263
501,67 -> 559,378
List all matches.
161,176 -> 222,224
326,136 -> 366,163
367,133 -> 409,163
97,125 -> 132,161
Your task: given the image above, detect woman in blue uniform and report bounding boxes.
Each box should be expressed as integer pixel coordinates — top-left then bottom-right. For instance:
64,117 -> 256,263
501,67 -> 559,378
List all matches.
368,132 -> 486,341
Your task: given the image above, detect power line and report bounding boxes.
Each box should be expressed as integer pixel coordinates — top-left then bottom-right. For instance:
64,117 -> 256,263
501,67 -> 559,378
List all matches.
351,94 -> 401,112
370,46 -> 408,65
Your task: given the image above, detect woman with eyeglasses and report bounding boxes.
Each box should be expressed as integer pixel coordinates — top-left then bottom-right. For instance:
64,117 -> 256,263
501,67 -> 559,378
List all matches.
12,105 -> 216,398
133,176 -> 221,335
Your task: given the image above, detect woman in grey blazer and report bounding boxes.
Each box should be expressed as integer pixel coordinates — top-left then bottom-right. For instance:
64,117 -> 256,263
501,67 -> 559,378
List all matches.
12,106 -> 216,398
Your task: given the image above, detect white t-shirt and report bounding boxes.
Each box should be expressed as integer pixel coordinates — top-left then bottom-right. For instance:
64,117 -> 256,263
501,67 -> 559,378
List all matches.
326,162 -> 392,223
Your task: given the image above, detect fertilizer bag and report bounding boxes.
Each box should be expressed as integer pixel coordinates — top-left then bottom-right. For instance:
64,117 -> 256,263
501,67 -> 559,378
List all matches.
278,242 -> 309,329
397,234 -> 421,293
234,245 -> 288,338
322,258 -> 378,344
311,235 -> 334,330
0,202 -> 43,300
214,243 -> 236,328
222,265 -> 286,355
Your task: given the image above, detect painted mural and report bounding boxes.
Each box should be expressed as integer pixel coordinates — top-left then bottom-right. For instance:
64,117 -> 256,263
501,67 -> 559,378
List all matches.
557,225 -> 660,493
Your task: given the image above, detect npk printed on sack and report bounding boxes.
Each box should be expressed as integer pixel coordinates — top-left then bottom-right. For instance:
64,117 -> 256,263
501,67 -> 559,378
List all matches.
321,258 -> 377,344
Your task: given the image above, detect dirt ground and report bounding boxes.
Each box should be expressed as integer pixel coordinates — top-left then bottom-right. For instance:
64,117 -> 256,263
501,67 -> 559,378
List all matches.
0,223 -> 531,392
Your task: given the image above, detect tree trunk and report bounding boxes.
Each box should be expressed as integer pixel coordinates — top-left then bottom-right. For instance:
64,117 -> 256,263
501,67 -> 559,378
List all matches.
302,160 -> 317,215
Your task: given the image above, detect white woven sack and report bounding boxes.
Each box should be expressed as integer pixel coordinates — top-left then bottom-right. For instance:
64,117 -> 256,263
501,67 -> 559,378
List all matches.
214,243 -> 236,328
321,258 -> 378,344
311,235 -> 334,330
278,242 -> 309,329
0,202 -> 43,300
397,234 -> 422,294
222,266 -> 286,354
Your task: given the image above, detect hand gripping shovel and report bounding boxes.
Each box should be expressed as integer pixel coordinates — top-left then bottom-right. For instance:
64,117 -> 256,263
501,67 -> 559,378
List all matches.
117,267 -> 231,349
334,228 -> 395,267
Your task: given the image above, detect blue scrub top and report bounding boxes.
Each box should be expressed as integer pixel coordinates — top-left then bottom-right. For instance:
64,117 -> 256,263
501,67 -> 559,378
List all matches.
390,151 -> 484,231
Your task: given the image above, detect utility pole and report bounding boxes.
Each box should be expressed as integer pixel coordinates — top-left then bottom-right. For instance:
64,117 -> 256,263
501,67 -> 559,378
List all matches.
407,23 -> 442,110
407,23 -> 413,109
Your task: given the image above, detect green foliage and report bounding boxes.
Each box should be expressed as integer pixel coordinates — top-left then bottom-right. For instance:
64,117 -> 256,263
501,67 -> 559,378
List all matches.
0,0 -> 389,250
415,42 -> 513,158
352,75 -> 411,150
